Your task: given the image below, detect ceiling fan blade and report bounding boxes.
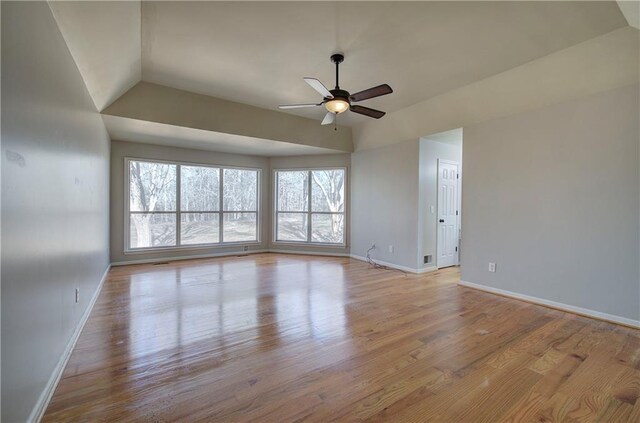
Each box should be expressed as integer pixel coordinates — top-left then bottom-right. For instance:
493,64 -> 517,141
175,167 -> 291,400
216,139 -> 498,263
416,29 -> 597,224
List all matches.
350,105 -> 386,119
304,77 -> 334,99
350,84 -> 393,102
278,103 -> 322,109
321,111 -> 336,125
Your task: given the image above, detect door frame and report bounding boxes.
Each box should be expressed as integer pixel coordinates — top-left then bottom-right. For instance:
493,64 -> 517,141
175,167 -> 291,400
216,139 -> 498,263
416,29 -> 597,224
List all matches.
436,159 -> 461,268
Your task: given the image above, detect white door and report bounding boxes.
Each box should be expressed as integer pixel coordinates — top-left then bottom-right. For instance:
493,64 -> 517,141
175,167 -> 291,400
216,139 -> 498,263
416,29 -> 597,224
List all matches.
437,160 -> 459,268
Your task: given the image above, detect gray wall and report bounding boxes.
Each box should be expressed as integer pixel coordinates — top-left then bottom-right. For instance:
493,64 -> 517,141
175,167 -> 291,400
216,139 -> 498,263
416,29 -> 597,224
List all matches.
1,2 -> 111,422
350,140 -> 421,269
110,141 -> 270,264
461,84 -> 640,322
418,137 -> 462,270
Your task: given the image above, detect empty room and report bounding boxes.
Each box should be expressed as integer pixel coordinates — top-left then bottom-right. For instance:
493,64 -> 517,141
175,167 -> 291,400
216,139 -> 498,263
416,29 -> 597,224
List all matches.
2,1 -> 639,422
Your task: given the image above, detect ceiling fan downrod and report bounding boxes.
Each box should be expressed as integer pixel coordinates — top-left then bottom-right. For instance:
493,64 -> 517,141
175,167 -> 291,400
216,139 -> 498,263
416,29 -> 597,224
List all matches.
331,53 -> 344,89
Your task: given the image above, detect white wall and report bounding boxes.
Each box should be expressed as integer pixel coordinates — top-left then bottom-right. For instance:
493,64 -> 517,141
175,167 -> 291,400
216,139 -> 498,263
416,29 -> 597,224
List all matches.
418,137 -> 462,270
461,84 -> 639,323
110,141 -> 271,264
1,2 -> 111,421
350,140 -> 421,270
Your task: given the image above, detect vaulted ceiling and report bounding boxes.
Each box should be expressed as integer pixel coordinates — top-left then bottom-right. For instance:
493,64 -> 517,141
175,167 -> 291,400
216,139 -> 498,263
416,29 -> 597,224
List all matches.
49,1 -> 638,154
140,1 -> 626,125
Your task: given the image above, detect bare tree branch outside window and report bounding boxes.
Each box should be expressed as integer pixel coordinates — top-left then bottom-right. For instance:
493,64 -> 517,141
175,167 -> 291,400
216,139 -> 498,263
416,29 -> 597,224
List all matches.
276,169 -> 345,244
128,160 -> 259,249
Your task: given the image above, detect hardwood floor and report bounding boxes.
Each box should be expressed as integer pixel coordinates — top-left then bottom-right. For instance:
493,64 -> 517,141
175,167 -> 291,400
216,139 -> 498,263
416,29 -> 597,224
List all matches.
43,253 -> 639,422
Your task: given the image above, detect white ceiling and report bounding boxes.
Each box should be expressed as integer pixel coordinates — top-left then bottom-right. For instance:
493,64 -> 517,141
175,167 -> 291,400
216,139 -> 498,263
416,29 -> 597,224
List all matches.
103,115 -> 342,157
48,1 -> 141,111
141,1 -> 626,126
49,1 -> 634,152
423,128 -> 463,147
617,1 -> 640,29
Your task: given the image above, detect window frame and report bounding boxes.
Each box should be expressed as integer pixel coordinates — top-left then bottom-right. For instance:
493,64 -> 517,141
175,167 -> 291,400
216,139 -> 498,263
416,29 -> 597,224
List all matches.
273,167 -> 347,247
124,157 -> 261,254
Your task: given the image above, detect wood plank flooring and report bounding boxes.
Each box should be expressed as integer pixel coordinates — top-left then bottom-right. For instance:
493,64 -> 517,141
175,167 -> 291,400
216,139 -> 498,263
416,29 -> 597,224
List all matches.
43,253 -> 640,422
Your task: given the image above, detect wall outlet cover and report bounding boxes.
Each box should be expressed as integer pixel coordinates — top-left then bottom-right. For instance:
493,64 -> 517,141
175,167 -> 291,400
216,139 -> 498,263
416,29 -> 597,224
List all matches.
488,262 -> 496,273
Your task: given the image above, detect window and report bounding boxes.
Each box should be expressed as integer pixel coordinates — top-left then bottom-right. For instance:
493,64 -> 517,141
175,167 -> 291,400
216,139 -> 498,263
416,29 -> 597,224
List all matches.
222,169 -> 258,242
275,169 -> 345,244
180,165 -> 219,245
127,159 -> 259,251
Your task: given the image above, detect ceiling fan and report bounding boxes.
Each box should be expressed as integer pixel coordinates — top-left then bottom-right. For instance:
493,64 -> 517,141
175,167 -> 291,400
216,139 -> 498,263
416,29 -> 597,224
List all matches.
278,53 -> 393,126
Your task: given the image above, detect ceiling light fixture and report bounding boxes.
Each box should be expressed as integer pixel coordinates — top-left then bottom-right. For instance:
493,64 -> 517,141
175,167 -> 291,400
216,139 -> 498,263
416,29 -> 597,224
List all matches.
278,53 -> 393,125
325,98 -> 350,114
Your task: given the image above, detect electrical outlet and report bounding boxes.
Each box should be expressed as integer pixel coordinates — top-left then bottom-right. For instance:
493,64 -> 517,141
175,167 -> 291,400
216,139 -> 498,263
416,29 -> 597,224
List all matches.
75,288 -> 80,303
488,262 -> 496,273
388,245 -> 394,253
243,245 -> 249,252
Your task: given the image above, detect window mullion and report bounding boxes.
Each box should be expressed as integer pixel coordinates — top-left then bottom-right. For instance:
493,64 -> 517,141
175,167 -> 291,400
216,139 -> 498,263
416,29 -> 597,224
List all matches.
176,165 -> 181,246
219,168 -> 224,243
307,170 -> 312,242
275,172 -> 279,242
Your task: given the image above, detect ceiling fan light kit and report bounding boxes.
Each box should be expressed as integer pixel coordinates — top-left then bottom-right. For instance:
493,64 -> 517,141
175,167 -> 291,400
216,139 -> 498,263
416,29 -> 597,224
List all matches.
325,98 -> 349,114
278,53 -> 393,126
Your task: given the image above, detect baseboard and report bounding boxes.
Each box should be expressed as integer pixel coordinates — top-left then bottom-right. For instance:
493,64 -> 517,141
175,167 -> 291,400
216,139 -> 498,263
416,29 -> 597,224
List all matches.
270,249 -> 351,258
459,280 -> 640,329
28,264 -> 111,423
111,249 -> 271,266
349,254 -> 435,274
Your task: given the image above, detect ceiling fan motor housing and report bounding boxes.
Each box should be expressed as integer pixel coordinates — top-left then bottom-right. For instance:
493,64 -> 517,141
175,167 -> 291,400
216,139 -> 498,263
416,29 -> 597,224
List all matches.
328,89 -> 350,102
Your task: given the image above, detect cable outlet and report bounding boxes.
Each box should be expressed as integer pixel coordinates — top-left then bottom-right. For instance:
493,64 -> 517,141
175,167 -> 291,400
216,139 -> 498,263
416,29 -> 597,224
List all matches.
488,262 -> 496,273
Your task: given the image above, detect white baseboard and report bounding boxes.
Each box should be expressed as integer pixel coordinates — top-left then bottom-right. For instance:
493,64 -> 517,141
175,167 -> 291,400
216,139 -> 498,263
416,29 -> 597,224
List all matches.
29,264 -> 111,423
459,280 -> 640,329
114,250 -> 435,274
271,249 -> 351,258
112,249 -> 359,266
350,254 -> 436,274
111,249 -> 271,266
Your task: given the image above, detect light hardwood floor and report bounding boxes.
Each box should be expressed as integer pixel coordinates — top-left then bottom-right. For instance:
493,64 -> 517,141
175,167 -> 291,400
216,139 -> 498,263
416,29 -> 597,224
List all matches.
43,253 -> 639,422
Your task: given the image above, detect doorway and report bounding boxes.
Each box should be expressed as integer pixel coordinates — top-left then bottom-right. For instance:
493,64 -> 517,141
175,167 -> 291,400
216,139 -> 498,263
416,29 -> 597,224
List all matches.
437,159 -> 460,268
